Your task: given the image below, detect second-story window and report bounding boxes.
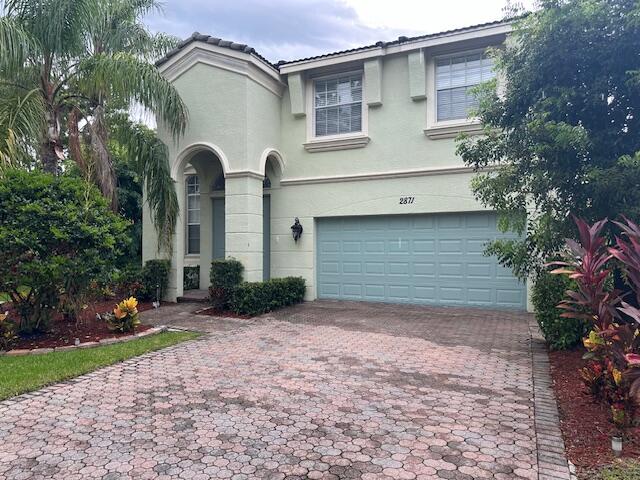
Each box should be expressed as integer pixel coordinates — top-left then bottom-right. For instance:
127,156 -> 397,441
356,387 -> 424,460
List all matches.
436,52 -> 495,122
314,73 -> 362,137
186,175 -> 200,255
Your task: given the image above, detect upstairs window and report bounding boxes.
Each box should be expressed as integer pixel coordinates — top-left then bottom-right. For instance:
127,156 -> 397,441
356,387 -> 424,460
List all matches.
186,175 -> 200,255
436,52 -> 495,122
314,73 -> 363,137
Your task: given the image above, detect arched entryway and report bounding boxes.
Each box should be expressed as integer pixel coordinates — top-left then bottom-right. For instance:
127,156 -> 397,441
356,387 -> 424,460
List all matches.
173,144 -> 228,296
262,154 -> 283,281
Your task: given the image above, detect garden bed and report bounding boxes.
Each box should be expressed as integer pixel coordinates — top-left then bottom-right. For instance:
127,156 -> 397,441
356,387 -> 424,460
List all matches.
3,299 -> 158,350
549,348 -> 640,471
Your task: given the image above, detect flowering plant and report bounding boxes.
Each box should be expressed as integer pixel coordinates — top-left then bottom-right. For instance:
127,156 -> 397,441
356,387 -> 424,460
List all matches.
104,297 -> 140,333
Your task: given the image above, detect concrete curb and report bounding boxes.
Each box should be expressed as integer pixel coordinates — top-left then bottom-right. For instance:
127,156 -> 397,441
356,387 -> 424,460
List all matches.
1,326 -> 168,356
528,318 -> 577,480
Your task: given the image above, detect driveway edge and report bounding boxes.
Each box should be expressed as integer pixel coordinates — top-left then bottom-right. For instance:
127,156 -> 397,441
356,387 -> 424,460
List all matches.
528,318 -> 575,480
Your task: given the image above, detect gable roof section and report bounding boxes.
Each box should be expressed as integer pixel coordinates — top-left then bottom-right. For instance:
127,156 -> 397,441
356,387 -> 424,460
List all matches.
155,33 -> 278,70
155,18 -> 510,72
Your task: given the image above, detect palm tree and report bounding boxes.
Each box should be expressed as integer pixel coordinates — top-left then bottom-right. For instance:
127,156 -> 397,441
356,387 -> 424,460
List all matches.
0,0 -> 187,250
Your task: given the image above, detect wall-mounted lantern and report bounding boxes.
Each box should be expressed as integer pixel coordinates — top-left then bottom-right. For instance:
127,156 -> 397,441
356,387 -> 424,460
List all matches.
291,217 -> 303,243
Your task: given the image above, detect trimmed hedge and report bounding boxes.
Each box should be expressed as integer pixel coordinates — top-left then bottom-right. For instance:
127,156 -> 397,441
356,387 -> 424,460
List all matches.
184,265 -> 200,290
532,270 -> 587,350
230,277 -> 306,316
209,259 -> 243,309
139,259 -> 171,301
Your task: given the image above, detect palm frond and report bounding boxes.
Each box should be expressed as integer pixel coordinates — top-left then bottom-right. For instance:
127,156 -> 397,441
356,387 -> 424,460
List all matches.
0,86 -> 43,166
78,52 -> 188,138
0,16 -> 37,75
113,120 -> 178,252
6,0 -> 98,59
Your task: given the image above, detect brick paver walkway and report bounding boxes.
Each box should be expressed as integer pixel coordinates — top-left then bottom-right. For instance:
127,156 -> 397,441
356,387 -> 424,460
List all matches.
0,301 -> 568,479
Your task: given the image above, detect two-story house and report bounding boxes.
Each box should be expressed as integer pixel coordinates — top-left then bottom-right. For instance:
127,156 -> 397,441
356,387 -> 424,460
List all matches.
144,18 -> 530,310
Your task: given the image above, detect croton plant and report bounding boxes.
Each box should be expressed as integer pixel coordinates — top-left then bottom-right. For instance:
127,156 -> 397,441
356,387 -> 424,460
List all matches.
551,217 -> 640,430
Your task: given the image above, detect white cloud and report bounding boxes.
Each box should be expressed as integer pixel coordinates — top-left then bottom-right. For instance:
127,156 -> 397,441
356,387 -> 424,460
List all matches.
146,0 -> 536,62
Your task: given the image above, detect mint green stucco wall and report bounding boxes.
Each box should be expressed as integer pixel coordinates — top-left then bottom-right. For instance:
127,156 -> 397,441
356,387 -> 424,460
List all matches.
144,45 -> 532,310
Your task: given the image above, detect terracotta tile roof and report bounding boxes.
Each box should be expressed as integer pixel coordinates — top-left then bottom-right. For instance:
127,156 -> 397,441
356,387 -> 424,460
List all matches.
155,18 -> 510,72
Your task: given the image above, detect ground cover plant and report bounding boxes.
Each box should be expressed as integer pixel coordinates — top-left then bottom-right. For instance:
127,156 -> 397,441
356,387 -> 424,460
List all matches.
0,331 -> 199,400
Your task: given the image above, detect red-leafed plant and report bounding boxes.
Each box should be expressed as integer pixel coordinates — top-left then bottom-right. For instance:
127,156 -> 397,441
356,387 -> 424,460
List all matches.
551,217 -> 640,430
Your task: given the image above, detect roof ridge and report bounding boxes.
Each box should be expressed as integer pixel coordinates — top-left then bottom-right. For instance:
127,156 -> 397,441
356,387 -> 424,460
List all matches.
155,18 -> 511,71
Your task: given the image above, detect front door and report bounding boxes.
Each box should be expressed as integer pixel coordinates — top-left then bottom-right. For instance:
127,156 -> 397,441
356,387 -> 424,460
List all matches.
212,197 -> 225,260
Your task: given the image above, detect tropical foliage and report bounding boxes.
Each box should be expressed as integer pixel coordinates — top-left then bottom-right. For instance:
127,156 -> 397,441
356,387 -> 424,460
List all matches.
552,217 -> 640,429
0,169 -> 129,333
457,0 -> 640,279
104,296 -> 140,332
0,0 -> 187,249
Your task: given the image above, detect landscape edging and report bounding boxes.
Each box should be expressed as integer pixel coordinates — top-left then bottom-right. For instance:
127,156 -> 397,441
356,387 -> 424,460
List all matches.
0,326 -> 168,356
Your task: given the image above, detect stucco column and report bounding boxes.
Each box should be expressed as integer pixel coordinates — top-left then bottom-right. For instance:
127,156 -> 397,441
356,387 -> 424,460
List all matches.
225,174 -> 263,281
166,176 -> 186,302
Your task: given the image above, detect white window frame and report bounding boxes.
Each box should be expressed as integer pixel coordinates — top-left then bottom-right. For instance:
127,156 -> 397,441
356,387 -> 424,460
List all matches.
185,175 -> 200,256
425,47 -> 497,139
305,69 -> 369,146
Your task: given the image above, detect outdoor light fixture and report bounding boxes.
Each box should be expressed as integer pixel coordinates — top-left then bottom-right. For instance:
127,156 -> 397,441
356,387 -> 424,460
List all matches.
291,217 -> 303,243
612,435 -> 623,457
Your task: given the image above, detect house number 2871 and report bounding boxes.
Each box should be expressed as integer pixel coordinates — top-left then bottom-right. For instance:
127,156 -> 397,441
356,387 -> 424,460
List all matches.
399,196 -> 415,205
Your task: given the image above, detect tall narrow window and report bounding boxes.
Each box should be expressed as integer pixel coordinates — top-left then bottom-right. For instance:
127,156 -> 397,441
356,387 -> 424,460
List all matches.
186,175 -> 200,255
314,73 -> 362,137
436,52 -> 495,122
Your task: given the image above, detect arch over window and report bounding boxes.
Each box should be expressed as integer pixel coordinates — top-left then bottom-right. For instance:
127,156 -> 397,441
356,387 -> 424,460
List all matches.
186,175 -> 200,255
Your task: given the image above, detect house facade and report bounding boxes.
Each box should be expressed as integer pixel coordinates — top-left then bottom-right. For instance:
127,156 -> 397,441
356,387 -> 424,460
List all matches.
143,19 -> 532,311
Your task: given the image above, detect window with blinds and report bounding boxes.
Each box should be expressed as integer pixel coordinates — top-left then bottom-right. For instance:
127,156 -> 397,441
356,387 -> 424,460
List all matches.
186,175 -> 200,255
436,52 -> 495,122
314,73 -> 363,137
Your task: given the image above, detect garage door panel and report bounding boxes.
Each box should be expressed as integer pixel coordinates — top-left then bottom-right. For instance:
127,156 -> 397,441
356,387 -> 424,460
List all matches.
342,262 -> 362,274
317,213 -> 525,309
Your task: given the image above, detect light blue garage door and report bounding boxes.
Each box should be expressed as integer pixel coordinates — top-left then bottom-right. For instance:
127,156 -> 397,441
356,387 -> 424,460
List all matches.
317,212 -> 526,309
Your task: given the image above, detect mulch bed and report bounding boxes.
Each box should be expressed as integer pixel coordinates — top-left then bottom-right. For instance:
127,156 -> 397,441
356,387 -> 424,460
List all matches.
195,307 -> 252,320
548,348 -> 640,471
5,299 -> 156,350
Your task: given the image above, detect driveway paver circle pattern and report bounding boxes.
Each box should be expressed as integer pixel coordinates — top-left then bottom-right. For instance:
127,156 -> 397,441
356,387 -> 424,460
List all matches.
1,301 -> 544,479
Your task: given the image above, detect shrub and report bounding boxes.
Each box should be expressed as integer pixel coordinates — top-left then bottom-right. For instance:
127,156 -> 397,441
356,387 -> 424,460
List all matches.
111,264 -> 144,297
103,297 -> 140,333
0,311 -> 17,351
139,259 -> 171,301
230,277 -> 306,316
209,259 -> 243,309
532,270 -> 587,350
184,266 -> 200,290
0,170 -> 129,333
551,217 -> 640,429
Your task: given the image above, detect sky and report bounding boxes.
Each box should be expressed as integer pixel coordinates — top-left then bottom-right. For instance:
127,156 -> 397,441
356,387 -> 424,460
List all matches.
146,0 -> 536,63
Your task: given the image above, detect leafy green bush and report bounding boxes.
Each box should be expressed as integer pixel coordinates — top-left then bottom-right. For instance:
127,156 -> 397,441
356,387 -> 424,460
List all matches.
209,259 -> 243,309
230,277 -> 306,316
184,265 -> 200,290
139,260 -> 171,301
0,170 -> 129,333
532,270 -> 586,350
0,311 -> 17,351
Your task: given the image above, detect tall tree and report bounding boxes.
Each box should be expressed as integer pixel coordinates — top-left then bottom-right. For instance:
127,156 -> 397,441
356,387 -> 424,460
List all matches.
457,0 -> 640,279
0,0 -> 187,250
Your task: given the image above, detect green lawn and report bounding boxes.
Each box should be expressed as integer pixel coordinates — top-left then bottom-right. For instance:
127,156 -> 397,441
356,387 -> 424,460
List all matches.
0,331 -> 200,401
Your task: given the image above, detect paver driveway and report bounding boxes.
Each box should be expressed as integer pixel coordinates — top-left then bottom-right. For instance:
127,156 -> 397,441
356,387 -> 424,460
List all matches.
1,301 -> 556,479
